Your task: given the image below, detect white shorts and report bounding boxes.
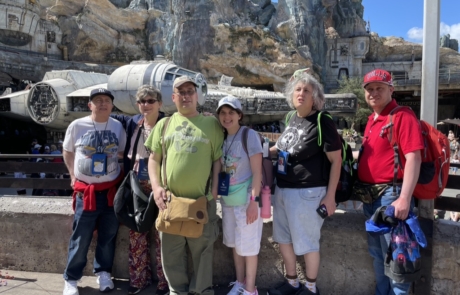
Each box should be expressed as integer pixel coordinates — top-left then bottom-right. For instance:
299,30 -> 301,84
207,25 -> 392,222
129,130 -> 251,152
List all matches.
272,186 -> 326,255
222,203 -> 263,256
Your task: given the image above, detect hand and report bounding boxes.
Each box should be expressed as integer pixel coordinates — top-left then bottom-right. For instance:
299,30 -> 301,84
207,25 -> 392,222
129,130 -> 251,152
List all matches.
153,186 -> 167,210
246,201 -> 259,224
321,196 -> 337,218
70,176 -> 76,188
391,197 -> 411,220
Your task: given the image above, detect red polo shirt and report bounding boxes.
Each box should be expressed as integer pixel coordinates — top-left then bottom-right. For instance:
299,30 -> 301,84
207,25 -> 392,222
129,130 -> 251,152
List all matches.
358,99 -> 424,184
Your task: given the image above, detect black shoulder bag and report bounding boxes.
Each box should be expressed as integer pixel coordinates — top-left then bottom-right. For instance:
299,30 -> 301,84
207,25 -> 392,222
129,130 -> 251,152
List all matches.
114,123 -> 157,233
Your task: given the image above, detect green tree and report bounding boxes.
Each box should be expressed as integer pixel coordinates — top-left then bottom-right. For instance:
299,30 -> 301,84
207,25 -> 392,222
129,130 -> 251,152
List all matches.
336,77 -> 371,131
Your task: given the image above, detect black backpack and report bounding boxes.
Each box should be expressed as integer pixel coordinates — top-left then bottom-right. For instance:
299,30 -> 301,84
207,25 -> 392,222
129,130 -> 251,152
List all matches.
285,111 -> 356,204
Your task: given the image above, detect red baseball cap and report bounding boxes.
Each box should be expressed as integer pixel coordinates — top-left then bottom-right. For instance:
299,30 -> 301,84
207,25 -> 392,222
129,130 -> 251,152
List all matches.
363,69 -> 393,88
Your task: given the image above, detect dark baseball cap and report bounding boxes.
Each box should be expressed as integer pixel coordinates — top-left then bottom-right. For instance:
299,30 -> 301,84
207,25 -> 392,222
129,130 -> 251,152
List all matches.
89,88 -> 114,101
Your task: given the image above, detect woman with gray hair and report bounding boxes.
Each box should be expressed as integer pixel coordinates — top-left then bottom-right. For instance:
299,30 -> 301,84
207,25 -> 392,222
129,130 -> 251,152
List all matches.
267,72 -> 342,295
112,84 -> 168,295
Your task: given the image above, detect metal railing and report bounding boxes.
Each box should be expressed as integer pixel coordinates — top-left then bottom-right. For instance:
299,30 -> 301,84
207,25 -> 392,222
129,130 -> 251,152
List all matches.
327,69 -> 460,89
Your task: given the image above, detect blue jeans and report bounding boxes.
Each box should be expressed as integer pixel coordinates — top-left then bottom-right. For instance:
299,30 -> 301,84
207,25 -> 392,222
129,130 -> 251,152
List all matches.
63,191 -> 119,281
363,186 -> 414,295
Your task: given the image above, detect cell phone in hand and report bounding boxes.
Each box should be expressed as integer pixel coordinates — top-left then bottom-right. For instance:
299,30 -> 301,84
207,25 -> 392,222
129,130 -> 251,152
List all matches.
316,204 -> 328,219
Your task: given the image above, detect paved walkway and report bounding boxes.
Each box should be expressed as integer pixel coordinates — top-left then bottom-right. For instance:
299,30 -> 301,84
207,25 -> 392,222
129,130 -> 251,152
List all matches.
0,270 -> 233,295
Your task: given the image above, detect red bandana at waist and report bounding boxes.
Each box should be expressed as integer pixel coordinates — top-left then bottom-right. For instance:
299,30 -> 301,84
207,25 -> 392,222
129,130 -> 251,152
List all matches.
72,172 -> 124,211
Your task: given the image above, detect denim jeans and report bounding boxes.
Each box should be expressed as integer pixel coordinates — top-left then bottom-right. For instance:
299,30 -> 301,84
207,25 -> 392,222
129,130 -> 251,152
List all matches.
363,185 -> 414,295
63,190 -> 119,281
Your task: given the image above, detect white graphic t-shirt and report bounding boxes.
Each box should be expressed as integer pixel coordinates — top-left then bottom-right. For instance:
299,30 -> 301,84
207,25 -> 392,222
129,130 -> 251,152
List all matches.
221,128 -> 263,185
63,116 -> 126,183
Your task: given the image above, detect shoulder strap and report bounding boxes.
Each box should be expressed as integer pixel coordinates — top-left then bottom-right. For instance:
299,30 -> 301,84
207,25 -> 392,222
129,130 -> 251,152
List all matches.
285,111 -> 296,127
129,123 -> 144,171
380,106 -> 411,196
241,126 -> 249,156
316,111 -> 333,146
161,117 -> 171,189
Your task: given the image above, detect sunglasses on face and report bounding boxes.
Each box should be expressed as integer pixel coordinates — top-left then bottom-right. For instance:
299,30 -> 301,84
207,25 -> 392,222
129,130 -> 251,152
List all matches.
137,99 -> 158,105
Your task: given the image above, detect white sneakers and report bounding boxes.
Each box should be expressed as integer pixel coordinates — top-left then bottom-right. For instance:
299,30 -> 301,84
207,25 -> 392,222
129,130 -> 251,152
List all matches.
228,281 -> 246,295
96,271 -> 114,292
63,280 -> 79,295
63,272 -> 113,294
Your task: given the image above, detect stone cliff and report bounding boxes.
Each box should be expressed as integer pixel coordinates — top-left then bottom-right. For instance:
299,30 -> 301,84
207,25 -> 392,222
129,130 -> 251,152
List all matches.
29,0 -> 460,89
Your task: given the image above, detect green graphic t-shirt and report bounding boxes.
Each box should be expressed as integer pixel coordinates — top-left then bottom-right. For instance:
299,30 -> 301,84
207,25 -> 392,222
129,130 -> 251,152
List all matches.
145,113 -> 224,200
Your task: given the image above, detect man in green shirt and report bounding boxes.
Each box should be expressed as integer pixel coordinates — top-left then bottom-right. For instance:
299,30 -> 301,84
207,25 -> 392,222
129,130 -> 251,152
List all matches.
145,76 -> 223,295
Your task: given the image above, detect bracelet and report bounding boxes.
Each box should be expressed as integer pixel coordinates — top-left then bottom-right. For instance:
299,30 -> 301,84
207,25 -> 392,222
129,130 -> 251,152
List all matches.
250,195 -> 260,202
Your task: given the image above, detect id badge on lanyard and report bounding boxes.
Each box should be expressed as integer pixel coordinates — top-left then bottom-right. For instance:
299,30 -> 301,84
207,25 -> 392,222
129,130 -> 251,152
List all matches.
91,153 -> 107,175
217,172 -> 230,196
138,157 -> 149,180
277,151 -> 289,175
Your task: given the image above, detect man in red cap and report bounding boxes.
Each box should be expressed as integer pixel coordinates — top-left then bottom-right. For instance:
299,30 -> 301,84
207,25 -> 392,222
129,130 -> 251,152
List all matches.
354,69 -> 423,294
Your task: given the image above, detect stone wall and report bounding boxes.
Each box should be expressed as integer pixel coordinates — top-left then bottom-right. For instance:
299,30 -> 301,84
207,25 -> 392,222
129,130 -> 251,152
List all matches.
0,196 -> 459,294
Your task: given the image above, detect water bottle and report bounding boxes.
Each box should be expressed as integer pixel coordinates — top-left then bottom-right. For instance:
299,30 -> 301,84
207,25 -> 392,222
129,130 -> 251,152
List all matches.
263,138 -> 269,158
260,185 -> 272,218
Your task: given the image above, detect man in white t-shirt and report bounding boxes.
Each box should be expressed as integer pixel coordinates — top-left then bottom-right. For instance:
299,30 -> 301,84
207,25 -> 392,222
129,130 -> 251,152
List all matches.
62,88 -> 126,295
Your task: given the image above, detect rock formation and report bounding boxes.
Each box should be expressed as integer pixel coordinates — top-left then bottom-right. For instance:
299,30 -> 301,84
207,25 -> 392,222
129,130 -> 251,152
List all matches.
1,0 -> 459,90
34,0 -> 370,90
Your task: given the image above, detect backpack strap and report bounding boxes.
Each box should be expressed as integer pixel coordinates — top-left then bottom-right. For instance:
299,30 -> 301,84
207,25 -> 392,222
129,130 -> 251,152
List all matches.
316,111 -> 333,147
241,126 -> 249,156
380,106 -> 412,196
284,110 -> 296,127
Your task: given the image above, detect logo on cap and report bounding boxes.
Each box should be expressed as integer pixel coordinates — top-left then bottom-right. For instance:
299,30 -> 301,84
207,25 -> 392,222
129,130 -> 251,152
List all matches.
89,88 -> 114,101
363,69 -> 393,87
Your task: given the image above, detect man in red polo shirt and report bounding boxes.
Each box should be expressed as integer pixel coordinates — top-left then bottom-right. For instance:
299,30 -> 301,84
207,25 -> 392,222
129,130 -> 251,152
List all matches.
356,69 -> 423,295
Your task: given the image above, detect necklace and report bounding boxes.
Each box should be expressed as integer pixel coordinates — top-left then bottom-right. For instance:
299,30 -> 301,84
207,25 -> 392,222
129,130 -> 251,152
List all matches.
91,119 -> 109,153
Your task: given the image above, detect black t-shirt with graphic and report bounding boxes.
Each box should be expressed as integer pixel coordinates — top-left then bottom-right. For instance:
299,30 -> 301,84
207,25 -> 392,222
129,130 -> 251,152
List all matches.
275,111 -> 341,188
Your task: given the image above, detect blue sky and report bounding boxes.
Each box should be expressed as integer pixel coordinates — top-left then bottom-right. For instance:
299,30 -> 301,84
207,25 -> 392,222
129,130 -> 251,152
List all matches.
271,1 -> 459,47
362,0 -> 459,45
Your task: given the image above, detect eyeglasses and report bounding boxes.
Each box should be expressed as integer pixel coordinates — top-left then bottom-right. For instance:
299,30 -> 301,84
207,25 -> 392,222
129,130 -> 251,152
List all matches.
137,99 -> 158,105
174,89 -> 196,97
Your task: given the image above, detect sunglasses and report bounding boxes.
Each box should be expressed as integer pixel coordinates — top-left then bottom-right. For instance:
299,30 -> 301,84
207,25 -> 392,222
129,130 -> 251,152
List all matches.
137,99 -> 158,105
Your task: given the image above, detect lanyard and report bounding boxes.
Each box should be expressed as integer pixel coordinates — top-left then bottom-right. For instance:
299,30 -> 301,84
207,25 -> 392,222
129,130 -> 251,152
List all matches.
92,119 -> 109,153
223,126 -> 241,170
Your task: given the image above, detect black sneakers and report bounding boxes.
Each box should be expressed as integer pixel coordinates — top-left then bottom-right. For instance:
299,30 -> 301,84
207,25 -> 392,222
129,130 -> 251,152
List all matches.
268,281 -> 301,295
296,286 -> 320,295
268,282 -> 320,295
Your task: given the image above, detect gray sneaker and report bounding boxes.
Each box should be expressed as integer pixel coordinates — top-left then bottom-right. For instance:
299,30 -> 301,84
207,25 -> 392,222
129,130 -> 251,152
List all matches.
96,271 -> 114,292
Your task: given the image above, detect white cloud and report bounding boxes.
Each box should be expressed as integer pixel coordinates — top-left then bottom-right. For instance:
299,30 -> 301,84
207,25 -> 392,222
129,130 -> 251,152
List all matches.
407,22 -> 460,43
407,27 -> 423,41
440,22 -> 460,41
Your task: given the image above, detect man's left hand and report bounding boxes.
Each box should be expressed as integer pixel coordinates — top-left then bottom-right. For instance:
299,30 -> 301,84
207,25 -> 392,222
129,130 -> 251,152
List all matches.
391,197 -> 411,220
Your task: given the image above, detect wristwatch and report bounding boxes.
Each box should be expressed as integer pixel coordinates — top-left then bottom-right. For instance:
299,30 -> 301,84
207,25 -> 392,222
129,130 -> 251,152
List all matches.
250,195 -> 260,202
